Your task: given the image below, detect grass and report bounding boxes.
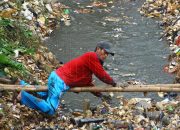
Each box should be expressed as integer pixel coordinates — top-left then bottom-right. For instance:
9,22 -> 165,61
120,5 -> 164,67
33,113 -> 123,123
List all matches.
0,18 -> 41,80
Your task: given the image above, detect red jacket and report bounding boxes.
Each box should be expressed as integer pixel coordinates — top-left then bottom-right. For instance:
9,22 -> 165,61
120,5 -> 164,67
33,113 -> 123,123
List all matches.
56,52 -> 115,87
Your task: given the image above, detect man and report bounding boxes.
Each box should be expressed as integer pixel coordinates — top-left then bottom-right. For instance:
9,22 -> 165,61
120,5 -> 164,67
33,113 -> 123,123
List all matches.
17,41 -> 117,115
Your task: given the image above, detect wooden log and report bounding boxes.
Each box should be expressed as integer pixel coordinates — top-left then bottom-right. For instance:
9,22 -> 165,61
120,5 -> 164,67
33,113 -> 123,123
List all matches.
0,84 -> 180,92
69,86 -> 180,92
0,77 -> 15,84
0,78 -> 12,84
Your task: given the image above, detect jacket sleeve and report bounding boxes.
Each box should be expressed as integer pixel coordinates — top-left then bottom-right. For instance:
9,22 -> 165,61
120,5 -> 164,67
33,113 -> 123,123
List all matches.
86,53 -> 116,86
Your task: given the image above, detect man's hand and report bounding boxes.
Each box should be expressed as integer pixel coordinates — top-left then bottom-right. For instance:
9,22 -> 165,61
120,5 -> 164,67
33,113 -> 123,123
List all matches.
112,82 -> 117,87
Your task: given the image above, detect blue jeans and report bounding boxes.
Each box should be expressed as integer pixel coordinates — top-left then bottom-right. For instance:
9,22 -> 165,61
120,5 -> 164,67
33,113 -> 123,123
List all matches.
20,71 -> 69,115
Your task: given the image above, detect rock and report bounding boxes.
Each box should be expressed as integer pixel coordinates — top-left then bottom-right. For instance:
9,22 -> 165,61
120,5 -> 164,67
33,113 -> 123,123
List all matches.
145,111 -> 164,120
135,100 -> 152,109
162,116 -> 170,126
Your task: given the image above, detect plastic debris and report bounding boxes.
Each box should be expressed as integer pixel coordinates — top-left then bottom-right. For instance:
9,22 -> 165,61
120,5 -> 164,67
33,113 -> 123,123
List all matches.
0,0 -> 71,40
70,118 -> 106,127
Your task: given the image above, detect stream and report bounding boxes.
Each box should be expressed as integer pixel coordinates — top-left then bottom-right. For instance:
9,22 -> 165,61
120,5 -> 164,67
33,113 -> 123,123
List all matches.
45,0 -> 174,109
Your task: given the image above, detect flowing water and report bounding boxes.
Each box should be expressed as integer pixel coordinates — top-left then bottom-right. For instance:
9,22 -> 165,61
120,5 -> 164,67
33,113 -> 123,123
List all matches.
45,0 -> 174,109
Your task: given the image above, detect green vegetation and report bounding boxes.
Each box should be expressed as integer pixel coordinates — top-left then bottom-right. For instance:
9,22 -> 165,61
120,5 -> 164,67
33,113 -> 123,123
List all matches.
0,18 -> 40,79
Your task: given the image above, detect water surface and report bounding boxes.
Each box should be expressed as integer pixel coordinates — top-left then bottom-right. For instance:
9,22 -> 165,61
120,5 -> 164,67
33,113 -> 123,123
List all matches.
45,0 -> 174,109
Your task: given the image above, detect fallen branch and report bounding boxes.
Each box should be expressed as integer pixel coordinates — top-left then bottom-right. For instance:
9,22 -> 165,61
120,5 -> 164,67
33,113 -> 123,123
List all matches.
0,77 -> 16,84
0,84 -> 180,92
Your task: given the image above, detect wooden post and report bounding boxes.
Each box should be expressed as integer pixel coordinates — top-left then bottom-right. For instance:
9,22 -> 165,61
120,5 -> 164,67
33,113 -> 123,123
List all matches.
83,99 -> 90,115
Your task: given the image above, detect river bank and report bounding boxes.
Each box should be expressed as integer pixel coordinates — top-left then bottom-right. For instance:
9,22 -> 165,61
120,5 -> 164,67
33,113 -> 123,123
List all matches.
0,0 -> 179,129
0,0 -> 71,84
140,0 -> 180,84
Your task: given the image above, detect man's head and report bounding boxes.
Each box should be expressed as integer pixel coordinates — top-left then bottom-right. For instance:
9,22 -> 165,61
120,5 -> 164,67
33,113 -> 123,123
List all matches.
95,41 -> 114,61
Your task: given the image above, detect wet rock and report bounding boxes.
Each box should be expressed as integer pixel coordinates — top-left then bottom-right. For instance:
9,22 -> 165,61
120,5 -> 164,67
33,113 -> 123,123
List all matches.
145,111 -> 164,120
135,100 -> 152,109
161,116 -> 170,126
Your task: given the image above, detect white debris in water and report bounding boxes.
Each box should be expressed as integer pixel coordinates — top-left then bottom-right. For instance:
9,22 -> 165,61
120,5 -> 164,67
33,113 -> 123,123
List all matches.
114,68 -> 119,71
120,73 -> 136,77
